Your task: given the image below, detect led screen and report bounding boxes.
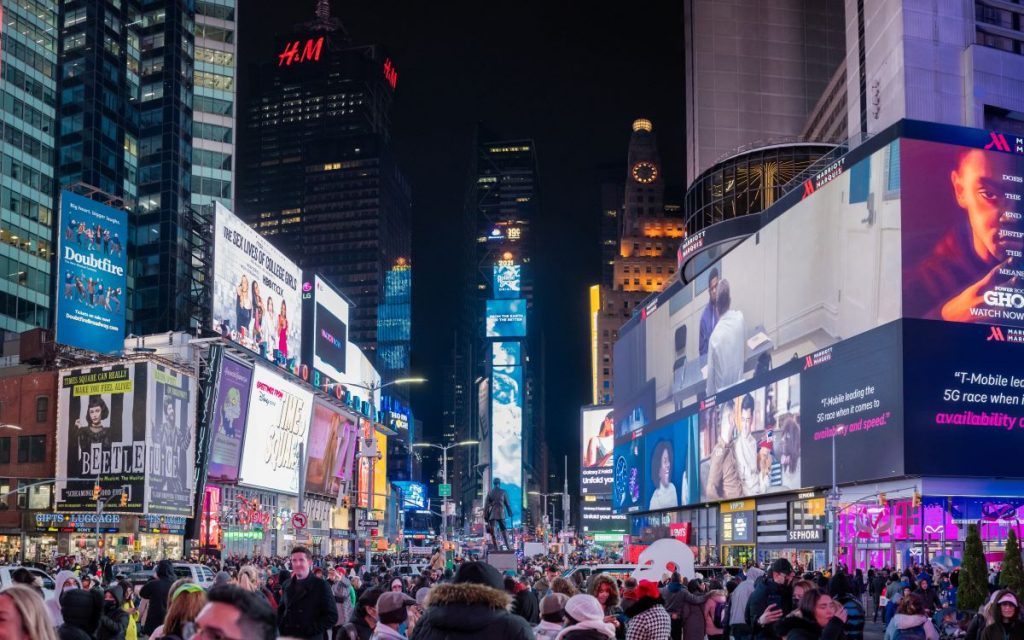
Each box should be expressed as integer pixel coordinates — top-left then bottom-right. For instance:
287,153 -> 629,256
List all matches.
394,481 -> 427,510
492,342 -> 521,366
311,275 -> 349,383
212,203 -> 303,371
237,366 -> 313,495
56,191 -> 128,355
486,299 -> 527,338
581,494 -> 628,534
305,400 -> 358,497
581,406 -> 614,496
207,356 -> 253,481
491,365 -> 523,526
494,264 -> 521,299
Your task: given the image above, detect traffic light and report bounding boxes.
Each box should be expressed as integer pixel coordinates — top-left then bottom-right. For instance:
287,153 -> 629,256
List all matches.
119,491 -> 128,507
342,495 -> 351,509
912,491 -> 922,508
878,492 -> 887,508
92,484 -> 101,501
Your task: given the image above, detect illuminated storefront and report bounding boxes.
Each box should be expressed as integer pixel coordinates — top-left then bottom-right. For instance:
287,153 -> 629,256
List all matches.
29,513 -> 185,562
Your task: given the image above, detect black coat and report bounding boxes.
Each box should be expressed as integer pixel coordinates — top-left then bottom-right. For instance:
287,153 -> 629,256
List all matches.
96,587 -> 129,640
277,574 -> 340,640
409,582 -> 534,640
511,588 -> 539,624
747,579 -> 795,640
775,615 -> 846,640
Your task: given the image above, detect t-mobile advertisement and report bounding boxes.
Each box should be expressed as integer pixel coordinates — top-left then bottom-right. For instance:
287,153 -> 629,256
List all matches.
903,318 -> 1024,477
799,321 -> 903,486
902,138 -> 1024,327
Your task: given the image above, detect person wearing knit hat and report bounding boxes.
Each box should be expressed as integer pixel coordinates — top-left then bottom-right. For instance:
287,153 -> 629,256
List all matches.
624,580 -> 671,640
557,594 -> 615,639
407,561 -> 532,640
534,592 -> 569,640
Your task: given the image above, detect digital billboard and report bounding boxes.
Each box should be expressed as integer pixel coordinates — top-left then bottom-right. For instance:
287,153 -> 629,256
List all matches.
212,203 -> 303,371
612,436 -> 642,513
357,419 -> 388,512
237,366 -> 313,495
308,275 -> 349,383
491,365 -> 523,526
305,400 -> 357,497
492,342 -> 521,366
901,138 -> 1024,328
486,299 -> 527,338
55,362 -> 196,515
581,406 -> 614,496
207,356 -> 253,481
395,481 -> 427,510
493,264 -> 521,298
56,191 -> 128,355
581,494 -> 628,535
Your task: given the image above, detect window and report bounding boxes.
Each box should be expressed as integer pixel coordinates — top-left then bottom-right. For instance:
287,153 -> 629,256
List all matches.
35,397 -> 49,423
17,435 -> 45,463
0,438 -> 9,463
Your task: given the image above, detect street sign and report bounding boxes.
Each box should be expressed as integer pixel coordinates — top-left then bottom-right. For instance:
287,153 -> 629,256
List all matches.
439,484 -> 451,497
291,512 -> 308,529
358,519 -> 380,528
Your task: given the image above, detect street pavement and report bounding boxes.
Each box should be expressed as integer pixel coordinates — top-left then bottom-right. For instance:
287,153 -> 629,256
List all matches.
865,618 -> 886,640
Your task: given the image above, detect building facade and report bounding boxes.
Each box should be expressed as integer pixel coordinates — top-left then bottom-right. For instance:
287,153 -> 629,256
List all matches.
238,6 -> 411,385
0,0 -> 57,332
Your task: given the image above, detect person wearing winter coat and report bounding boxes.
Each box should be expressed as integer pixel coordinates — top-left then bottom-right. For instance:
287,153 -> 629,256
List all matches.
882,593 -> 939,640
773,588 -> 848,640
97,585 -> 130,640
625,580 -> 672,640
704,590 -> 728,640
589,574 -> 627,639
536,593 -> 570,640
748,560 -> 796,640
980,591 -> 1024,640
506,575 -> 539,625
58,587 -> 101,640
49,570 -> 81,627
729,567 -> 765,640
559,594 -> 617,640
408,562 -> 533,640
913,580 -> 943,616
829,573 -> 866,640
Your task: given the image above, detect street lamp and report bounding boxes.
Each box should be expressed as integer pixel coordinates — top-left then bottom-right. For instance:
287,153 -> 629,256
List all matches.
826,424 -> 846,572
414,440 -> 479,549
528,491 -> 563,550
346,376 -> 427,571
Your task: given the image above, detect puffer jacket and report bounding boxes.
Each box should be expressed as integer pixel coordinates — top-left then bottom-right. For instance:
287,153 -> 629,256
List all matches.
409,582 -> 534,640
97,585 -> 129,640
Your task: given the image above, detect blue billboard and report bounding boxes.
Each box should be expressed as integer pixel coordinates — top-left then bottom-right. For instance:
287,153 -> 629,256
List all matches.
394,481 -> 427,510
491,365 -> 523,527
485,299 -> 527,338
56,191 -> 128,355
491,341 -> 521,365
493,264 -> 521,299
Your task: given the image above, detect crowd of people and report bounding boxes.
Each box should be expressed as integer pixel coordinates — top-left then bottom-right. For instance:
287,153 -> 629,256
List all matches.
3,549 -> 1022,640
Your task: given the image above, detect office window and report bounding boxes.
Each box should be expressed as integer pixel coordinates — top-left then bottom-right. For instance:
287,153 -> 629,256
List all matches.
17,436 -> 45,463
0,438 -> 9,464
35,396 -> 48,423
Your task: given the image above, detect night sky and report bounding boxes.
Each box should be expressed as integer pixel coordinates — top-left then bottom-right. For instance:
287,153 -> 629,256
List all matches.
242,1 -> 684,486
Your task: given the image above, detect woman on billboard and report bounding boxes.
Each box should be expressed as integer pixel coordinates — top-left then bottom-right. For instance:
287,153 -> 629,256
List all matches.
649,439 -> 679,510
584,414 -> 614,468
235,275 -> 251,342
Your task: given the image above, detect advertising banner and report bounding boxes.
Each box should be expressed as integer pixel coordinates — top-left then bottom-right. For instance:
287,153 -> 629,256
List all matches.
581,494 -> 628,534
305,400 -> 357,497
212,203 -> 303,370
491,365 -> 523,527
645,413 -> 700,510
56,363 -> 146,512
394,481 -> 427,510
56,191 -> 127,355
493,264 -> 521,298
902,138 -> 1024,327
612,436 -> 642,513
207,357 -> 253,481
199,485 -> 223,549
309,275 -> 349,384
581,406 -> 614,496
237,366 -> 313,495
145,364 -> 197,516
486,299 -> 527,338
492,342 -> 521,366
357,420 -> 388,512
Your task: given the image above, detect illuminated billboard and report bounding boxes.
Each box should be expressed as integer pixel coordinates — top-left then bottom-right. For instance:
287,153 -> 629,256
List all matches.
55,362 -> 197,516
493,264 -> 521,298
212,203 -> 303,371
491,365 -> 523,527
237,366 -> 313,495
56,191 -> 128,355
305,400 -> 358,497
491,342 -> 521,365
486,299 -> 527,338
307,275 -> 349,383
394,481 -> 427,510
357,419 -> 388,512
580,406 -> 614,496
207,356 -> 253,481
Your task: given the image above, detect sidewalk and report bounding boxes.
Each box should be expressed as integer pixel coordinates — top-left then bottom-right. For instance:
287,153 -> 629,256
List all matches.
865,618 -> 886,640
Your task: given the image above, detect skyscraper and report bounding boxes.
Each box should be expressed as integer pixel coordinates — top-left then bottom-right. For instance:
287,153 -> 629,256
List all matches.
0,0 -> 57,332
238,2 -> 411,385
192,1 -> 238,211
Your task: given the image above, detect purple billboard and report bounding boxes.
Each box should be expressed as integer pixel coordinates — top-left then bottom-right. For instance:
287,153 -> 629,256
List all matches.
208,357 -> 253,480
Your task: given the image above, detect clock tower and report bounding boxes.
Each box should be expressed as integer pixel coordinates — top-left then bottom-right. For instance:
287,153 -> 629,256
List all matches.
624,118 -> 665,236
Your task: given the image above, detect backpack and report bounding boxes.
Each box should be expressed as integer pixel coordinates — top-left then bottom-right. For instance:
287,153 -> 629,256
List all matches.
333,579 -> 355,625
714,600 -> 730,630
893,623 -> 928,640
337,622 -> 358,640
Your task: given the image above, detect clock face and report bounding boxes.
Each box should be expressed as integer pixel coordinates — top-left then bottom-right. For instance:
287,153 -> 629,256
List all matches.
632,161 -> 658,184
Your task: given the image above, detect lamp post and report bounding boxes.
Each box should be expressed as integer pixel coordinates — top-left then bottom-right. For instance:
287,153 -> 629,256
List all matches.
347,377 -> 426,572
826,425 -> 846,573
414,440 -> 479,550
528,491 -> 562,550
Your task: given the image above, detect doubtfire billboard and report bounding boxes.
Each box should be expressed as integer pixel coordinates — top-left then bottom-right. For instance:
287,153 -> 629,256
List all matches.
55,361 -> 197,516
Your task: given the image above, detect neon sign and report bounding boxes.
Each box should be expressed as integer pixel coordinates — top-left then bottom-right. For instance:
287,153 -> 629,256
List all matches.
278,37 -> 325,66
383,57 -> 398,90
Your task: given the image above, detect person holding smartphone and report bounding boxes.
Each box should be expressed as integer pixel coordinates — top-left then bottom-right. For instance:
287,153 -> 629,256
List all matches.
748,559 -> 796,640
774,589 -> 848,640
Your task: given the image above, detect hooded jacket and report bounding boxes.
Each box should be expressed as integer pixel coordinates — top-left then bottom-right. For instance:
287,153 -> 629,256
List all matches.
511,583 -> 539,624
729,568 -> 765,628
774,615 -> 846,640
747,575 -> 794,640
139,560 -> 174,635
60,587 -> 101,639
883,613 -> 939,640
409,582 -> 534,640
980,618 -> 1024,640
97,585 -> 130,640
49,570 -> 81,626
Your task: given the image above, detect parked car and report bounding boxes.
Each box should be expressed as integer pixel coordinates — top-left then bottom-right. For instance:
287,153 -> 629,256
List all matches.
0,566 -> 56,600
126,563 -> 215,589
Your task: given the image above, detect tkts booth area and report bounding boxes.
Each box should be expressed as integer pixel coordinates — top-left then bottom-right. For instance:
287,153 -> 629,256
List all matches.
612,119 -> 1024,572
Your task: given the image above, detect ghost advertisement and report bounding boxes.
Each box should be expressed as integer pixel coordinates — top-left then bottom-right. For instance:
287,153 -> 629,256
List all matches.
146,365 -> 197,517
698,374 -> 801,502
491,365 -> 523,527
56,363 -> 146,513
212,203 -> 303,371
56,191 -> 128,355
237,366 -> 313,495
902,138 -> 1024,327
207,357 -> 253,481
